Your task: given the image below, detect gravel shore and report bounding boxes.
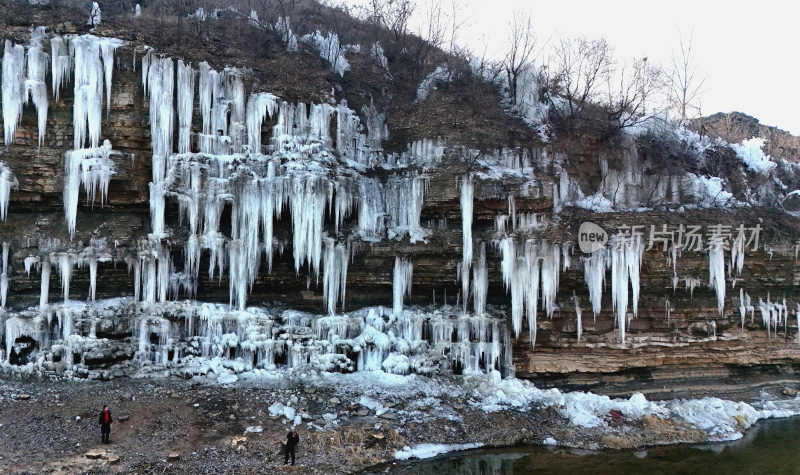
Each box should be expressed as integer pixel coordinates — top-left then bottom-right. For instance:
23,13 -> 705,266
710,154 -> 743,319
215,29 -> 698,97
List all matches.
0,376 -> 765,474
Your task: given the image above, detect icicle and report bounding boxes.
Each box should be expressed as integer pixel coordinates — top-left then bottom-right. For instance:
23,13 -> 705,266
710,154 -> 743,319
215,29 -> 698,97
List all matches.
50,35 -> 72,102
289,176 -> 327,277
24,256 -> 38,277
708,241 -> 726,315
685,277 -> 701,300
796,303 -> 800,343
157,243 -> 170,304
0,242 -> 8,309
507,195 -> 516,230
40,259 -> 51,310
392,257 -> 413,315
499,237 -> 550,347
275,17 -> 298,52
739,288 -> 747,331
583,248 -> 606,321
177,60 -> 195,154
384,174 -> 428,242
472,243 -> 488,315
730,228 -> 745,277
322,239 -> 349,315
144,54 -> 174,179
245,92 -> 278,154
574,292 -> 582,341
460,174 -> 473,312
88,2 -> 102,26
198,61 -> 215,142
57,253 -> 73,303
225,69 -> 246,153
0,162 -> 18,221
72,35 -> 124,149
665,297 -> 671,324
541,242 -> 561,319
25,27 -> 49,146
88,256 -> 98,301
227,239 -> 248,310
301,31 -> 350,76
63,140 -> 115,238
2,40 -> 25,146
609,234 -> 642,344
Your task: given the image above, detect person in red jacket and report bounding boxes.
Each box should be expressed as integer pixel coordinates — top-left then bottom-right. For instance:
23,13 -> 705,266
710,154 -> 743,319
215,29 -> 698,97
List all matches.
98,405 -> 113,444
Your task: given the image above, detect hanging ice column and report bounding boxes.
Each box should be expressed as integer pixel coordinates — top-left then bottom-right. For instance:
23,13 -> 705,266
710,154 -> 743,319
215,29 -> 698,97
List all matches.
393,257 -> 413,315
499,238 -> 561,347
471,243 -> 488,315
142,52 -> 174,180
574,292 -> 583,341
583,248 -> 607,322
72,35 -> 124,150
63,140 -> 116,238
245,92 -> 278,154
322,239 -> 349,315
2,39 -> 25,146
176,60 -> 195,154
609,235 -> 643,344
39,258 -> 51,310
0,162 -> 18,221
1,242 -> 8,309
25,27 -> 49,146
196,62 -> 246,155
56,252 -> 74,303
459,174 -> 473,312
708,240 -> 726,315
50,35 -> 72,102
142,52 -> 174,236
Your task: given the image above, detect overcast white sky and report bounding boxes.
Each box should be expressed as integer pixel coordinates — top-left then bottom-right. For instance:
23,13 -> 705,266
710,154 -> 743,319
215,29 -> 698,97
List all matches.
402,0 -> 800,135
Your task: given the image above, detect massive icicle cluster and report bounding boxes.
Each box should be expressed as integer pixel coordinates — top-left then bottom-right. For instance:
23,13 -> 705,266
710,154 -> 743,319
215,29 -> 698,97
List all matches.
0,31 -> 517,380
1,28 -> 51,147
72,35 -> 124,150
3,27 -> 784,387
498,237 -> 562,347
579,235 -> 642,344
63,140 -> 116,238
0,299 -> 513,379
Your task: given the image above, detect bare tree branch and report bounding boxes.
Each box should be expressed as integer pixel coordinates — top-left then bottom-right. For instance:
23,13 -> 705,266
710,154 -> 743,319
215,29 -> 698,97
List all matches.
667,30 -> 705,124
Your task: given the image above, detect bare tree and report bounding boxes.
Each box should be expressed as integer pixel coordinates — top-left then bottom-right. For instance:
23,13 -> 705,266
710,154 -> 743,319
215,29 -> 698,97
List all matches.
548,36 -> 613,120
502,11 -> 536,106
363,0 -> 414,43
668,30 -> 705,124
446,0 -> 467,54
604,56 -> 663,130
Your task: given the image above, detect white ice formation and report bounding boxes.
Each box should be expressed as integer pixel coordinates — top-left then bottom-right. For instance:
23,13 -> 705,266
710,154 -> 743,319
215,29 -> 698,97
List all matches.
1,298 -> 513,378
0,29 -> 788,386
392,257 -> 413,315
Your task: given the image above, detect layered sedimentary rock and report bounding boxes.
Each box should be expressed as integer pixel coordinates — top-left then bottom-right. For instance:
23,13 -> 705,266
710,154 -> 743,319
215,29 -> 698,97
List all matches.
0,28 -> 799,387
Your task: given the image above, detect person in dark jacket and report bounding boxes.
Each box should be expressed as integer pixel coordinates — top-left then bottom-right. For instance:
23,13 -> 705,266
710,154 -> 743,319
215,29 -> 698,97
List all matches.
284,429 -> 299,465
98,404 -> 113,444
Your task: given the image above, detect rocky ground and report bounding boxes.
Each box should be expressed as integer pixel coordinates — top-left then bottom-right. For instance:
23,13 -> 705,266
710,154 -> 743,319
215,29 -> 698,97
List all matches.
2,373 -> 775,475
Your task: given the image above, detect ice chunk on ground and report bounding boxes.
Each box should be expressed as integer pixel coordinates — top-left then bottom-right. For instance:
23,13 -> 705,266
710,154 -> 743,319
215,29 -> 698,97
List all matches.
394,442 -> 483,460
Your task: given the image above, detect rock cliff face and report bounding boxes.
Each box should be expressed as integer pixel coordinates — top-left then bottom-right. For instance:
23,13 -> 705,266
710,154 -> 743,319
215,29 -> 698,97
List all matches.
691,111 -> 800,162
1,10 -> 799,389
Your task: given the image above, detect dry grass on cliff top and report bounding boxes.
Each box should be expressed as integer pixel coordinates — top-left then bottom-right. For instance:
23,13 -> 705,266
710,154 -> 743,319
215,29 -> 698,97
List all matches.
0,0 -> 535,153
